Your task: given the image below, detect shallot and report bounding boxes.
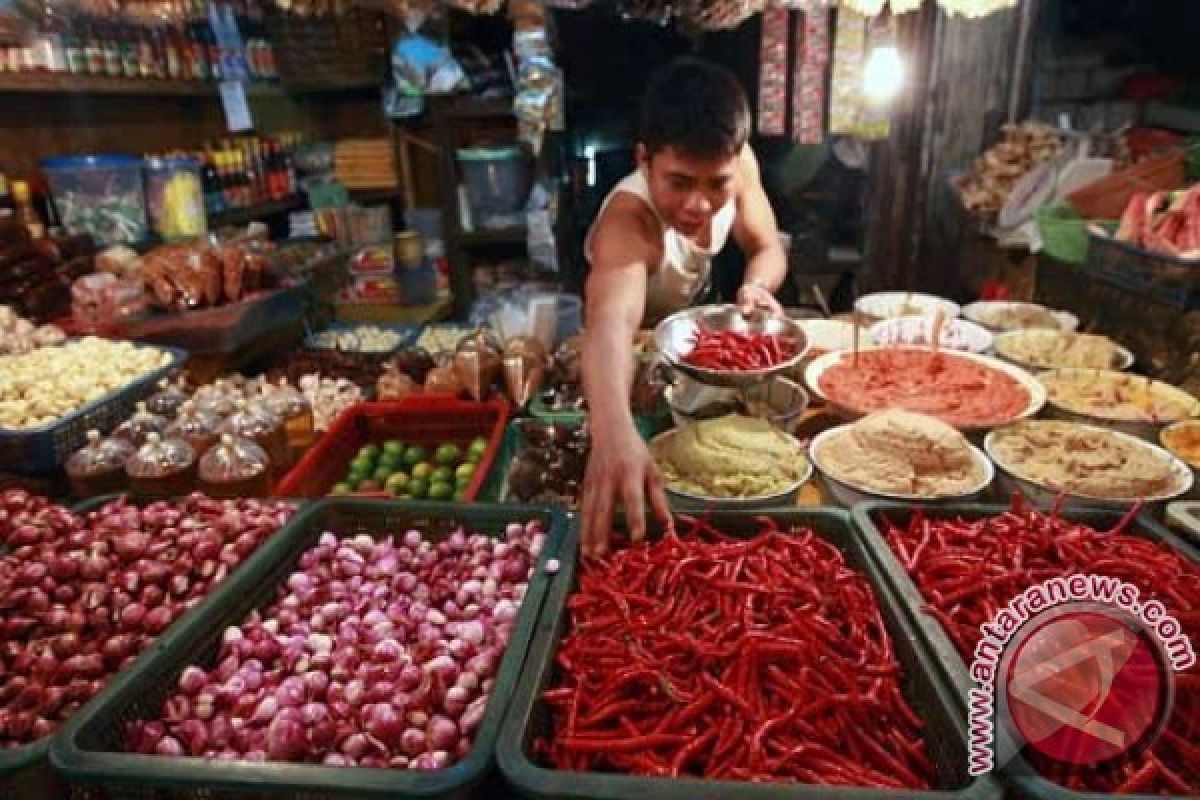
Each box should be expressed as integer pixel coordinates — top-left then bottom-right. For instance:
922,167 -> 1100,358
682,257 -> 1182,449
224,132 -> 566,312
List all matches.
127,521 -> 545,770
0,493 -> 293,748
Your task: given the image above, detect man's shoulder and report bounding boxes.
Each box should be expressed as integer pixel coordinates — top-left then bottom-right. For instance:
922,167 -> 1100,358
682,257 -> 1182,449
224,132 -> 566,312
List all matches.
592,193 -> 658,252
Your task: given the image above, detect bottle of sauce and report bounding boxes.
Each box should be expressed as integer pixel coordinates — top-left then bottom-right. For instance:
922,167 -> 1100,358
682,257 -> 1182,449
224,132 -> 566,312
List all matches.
125,432 -> 197,497
262,378 -> 315,458
198,433 -> 272,496
65,430 -> 134,497
11,181 -> 45,240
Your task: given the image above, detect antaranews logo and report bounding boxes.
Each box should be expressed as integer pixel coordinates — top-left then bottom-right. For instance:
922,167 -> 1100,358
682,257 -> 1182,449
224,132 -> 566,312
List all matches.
966,573 -> 1194,776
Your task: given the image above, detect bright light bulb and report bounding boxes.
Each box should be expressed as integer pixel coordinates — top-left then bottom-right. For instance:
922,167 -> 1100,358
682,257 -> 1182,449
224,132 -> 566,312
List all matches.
862,45 -> 905,104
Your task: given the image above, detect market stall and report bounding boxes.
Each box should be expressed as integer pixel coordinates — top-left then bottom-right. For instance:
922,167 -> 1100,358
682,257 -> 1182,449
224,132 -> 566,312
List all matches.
2,0 -> 1200,797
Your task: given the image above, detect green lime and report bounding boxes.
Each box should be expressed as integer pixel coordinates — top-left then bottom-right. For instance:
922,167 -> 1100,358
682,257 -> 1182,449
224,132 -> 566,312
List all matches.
350,455 -> 375,473
455,462 -> 476,483
373,466 -> 393,484
408,477 -> 429,499
379,451 -> 401,469
403,445 -> 427,467
453,489 -> 467,501
467,437 -> 489,464
331,482 -> 353,495
430,466 -> 454,485
434,443 -> 462,466
428,481 -> 455,501
384,472 -> 410,493
357,444 -> 380,460
383,440 -> 404,457
411,462 -> 433,480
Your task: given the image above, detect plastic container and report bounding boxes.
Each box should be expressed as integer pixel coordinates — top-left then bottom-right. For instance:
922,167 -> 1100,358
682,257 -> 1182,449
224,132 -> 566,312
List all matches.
145,379 -> 190,417
498,509 -> 1003,800
41,155 -> 148,245
456,146 -> 531,229
111,402 -> 170,446
1086,226 -> 1200,311
165,402 -> 222,458
125,432 -> 197,497
65,429 -> 134,498
850,502 -> 1200,800
143,156 -> 206,240
198,433 -> 273,497
220,401 -> 290,475
275,397 -> 509,499
50,498 -> 573,800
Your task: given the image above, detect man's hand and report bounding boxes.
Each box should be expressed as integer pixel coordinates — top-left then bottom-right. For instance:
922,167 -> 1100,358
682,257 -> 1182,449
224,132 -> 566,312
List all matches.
737,281 -> 784,316
580,426 -> 672,558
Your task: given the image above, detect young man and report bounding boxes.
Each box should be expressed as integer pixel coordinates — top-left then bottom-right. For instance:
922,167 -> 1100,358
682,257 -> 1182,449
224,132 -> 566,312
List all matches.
581,57 -> 788,556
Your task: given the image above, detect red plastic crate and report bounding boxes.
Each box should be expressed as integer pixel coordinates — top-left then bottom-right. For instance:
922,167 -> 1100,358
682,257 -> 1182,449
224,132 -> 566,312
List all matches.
274,396 -> 509,499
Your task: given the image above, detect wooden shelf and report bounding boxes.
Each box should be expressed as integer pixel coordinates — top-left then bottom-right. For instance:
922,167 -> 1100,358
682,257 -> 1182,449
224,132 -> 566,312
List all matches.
0,72 -> 376,97
458,225 -> 526,247
209,195 -> 305,227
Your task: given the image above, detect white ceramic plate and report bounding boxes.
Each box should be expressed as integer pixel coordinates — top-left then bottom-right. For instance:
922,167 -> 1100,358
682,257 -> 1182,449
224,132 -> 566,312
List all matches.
962,301 -> 1079,333
991,330 -> 1134,372
804,346 -> 1047,431
869,315 -> 994,354
855,292 -> 961,321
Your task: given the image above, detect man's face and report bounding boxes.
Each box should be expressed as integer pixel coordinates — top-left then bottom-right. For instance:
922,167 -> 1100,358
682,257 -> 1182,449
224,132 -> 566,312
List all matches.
639,144 -> 738,238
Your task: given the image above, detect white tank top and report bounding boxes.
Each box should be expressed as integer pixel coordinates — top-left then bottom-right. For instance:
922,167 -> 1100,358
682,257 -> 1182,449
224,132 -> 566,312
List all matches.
586,170 -> 737,323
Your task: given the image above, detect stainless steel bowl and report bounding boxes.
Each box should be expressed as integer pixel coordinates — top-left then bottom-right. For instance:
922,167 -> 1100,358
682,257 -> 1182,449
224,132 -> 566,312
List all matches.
653,304 -> 809,389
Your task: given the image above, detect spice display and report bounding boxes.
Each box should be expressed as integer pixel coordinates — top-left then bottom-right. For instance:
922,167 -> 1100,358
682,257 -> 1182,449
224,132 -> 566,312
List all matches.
879,503 -> 1198,794
953,122 -> 1062,217
0,338 -> 173,429
814,411 -> 988,498
993,329 -> 1126,370
682,327 -> 798,372
541,517 -> 934,788
650,414 -> 807,499
0,492 -> 293,747
0,306 -> 66,356
1100,186 -> 1200,259
331,438 -> 489,501
988,420 -> 1187,501
506,422 -> 588,508
814,348 -> 1033,429
127,519 -> 545,768
1040,369 -> 1199,423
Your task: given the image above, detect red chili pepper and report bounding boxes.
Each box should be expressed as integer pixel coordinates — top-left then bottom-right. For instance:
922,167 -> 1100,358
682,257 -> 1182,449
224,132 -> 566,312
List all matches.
542,523 -> 933,788
680,326 -> 796,372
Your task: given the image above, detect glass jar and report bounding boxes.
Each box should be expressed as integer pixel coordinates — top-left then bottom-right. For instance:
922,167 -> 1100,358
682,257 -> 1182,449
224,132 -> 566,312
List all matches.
146,378 -> 189,417
65,429 -> 134,497
220,400 -> 290,472
261,378 -> 315,456
166,401 -> 222,457
112,402 -> 170,446
198,433 -> 272,497
125,432 -> 197,497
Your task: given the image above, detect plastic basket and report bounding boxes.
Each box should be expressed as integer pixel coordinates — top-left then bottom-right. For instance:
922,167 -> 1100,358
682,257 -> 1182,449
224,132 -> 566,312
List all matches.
1035,202 -> 1110,265
1067,150 -> 1185,221
274,397 -> 509,499
51,498 -> 575,800
498,509 -> 1004,800
1085,227 -> 1200,310
0,344 -> 186,474
851,502 -> 1200,800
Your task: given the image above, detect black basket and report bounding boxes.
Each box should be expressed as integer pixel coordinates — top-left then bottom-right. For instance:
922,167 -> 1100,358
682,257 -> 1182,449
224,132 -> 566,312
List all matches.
1086,231 -> 1200,311
497,508 -> 1004,800
51,499 -> 574,800
851,502 -> 1200,800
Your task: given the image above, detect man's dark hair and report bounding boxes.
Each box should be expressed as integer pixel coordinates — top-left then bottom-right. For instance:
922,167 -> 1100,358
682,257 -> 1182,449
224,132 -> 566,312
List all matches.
639,57 -> 751,161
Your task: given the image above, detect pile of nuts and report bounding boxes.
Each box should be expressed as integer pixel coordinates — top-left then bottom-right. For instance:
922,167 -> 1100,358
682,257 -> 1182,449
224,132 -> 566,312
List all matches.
0,306 -> 66,357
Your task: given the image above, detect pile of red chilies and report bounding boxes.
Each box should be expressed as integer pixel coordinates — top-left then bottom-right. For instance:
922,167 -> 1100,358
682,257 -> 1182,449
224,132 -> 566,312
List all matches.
539,516 -> 934,788
682,327 -> 796,371
882,500 -> 1200,795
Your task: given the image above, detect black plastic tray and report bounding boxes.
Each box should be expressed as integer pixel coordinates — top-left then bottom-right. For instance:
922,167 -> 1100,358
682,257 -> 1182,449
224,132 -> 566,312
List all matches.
497,508 -> 1004,800
51,498 -> 575,800
851,502 -> 1200,800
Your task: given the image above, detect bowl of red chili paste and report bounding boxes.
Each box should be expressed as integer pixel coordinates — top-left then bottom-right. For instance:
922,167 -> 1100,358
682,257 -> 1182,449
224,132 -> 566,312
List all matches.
805,346 -> 1045,431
